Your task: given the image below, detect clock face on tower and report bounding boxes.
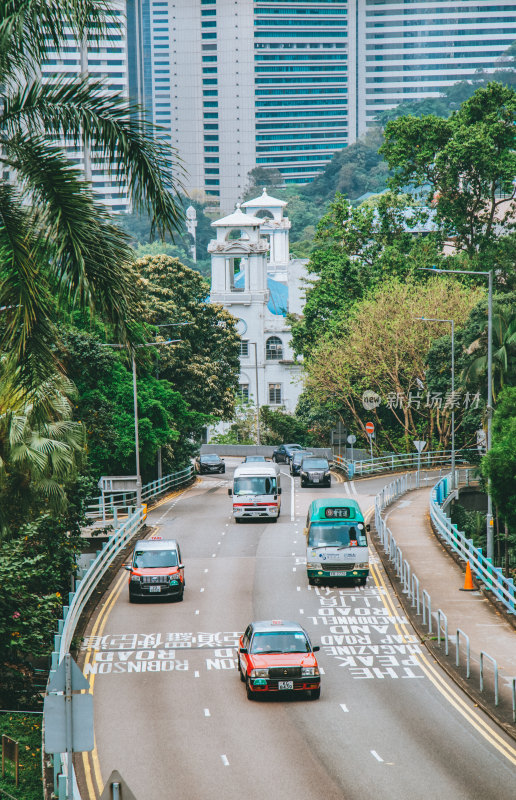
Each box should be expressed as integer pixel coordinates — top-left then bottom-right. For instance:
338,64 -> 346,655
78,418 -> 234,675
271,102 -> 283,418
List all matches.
235,318 -> 248,336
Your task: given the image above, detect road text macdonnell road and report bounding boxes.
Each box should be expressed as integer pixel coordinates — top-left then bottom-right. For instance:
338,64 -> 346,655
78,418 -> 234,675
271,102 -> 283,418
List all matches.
80,584 -> 424,680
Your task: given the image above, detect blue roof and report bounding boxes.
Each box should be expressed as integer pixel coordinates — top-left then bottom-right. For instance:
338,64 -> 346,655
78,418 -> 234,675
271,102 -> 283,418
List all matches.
234,272 -> 288,316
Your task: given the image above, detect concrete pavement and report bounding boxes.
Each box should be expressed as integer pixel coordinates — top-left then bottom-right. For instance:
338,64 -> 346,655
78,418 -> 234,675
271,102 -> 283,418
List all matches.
375,487 -> 516,735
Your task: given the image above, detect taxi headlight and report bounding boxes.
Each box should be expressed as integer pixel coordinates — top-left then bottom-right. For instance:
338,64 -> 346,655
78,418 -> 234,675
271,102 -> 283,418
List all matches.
169,575 -> 181,585
130,575 -> 140,582
301,667 -> 319,677
250,668 -> 269,678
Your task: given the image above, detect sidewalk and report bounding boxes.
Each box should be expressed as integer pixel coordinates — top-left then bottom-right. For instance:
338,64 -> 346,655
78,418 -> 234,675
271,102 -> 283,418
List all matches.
376,487 -> 516,733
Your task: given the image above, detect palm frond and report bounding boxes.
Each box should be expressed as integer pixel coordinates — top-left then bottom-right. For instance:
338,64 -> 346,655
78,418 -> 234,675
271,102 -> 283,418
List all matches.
2,75 -> 185,239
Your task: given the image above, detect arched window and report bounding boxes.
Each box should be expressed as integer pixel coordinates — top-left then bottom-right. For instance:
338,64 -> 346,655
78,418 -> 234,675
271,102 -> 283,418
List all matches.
266,336 -> 283,360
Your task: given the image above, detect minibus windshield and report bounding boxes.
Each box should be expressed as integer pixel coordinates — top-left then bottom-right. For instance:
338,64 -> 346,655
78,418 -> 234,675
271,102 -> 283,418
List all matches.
234,476 -> 277,496
308,523 -> 367,548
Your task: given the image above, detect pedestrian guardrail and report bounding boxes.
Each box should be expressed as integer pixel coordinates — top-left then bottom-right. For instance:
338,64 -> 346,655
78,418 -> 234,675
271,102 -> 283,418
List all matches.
374,471 -> 515,717
46,464 -> 194,799
85,465 -> 194,520
430,474 -> 516,616
334,448 -> 478,478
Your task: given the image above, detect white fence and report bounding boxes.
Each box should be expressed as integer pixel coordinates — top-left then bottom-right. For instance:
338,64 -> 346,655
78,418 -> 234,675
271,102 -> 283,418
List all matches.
46,465 -> 194,799
334,448 -> 478,478
374,470 -> 516,722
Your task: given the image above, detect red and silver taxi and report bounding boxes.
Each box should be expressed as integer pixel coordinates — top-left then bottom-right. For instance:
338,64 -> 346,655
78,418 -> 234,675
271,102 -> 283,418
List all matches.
238,620 -> 321,700
125,537 -> 184,602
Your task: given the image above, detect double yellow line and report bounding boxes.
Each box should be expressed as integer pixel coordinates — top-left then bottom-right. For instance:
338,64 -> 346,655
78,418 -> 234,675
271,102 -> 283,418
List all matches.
365,507 -> 516,765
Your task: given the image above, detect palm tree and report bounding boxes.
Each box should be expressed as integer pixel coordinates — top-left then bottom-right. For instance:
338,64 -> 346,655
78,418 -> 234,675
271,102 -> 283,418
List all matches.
0,367 -> 85,534
462,310 -> 516,399
0,1 -> 185,388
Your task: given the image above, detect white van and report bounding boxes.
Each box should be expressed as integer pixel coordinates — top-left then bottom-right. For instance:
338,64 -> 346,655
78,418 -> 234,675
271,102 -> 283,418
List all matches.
228,464 -> 282,523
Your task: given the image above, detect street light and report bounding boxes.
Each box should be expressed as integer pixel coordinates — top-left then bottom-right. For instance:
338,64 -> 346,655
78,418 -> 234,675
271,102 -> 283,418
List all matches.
102,339 -> 180,506
415,316 -> 456,487
420,266 -> 494,559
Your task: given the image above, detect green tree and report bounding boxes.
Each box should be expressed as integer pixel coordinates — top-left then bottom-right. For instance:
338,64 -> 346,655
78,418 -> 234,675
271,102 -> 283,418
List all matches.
135,255 -> 241,420
481,387 -> 516,572
304,278 -> 483,452
0,1 -> 184,388
259,406 -> 312,447
381,82 -> 516,260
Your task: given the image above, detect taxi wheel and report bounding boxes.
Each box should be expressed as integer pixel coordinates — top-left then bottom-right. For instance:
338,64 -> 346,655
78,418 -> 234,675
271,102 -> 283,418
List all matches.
177,590 -> 184,602
309,688 -> 321,700
246,678 -> 255,700
270,517 -> 278,524
238,662 -> 245,683
300,479 -> 306,488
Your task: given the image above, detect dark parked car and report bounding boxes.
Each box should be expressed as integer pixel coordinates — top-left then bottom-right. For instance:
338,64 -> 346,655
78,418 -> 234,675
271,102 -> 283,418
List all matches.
272,443 -> 303,464
242,455 -> 267,463
299,457 -> 331,488
290,450 -> 313,476
195,453 -> 225,474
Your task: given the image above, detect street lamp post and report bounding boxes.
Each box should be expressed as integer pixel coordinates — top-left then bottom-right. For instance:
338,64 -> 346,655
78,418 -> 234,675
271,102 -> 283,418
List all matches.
102,338 -> 180,508
420,266 -> 494,559
252,342 -> 261,445
415,316 -> 456,487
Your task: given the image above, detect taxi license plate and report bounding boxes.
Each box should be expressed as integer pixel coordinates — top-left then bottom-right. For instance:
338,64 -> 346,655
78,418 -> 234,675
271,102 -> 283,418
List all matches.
329,571 -> 347,576
149,586 -> 161,593
278,681 -> 293,690
313,477 -> 320,483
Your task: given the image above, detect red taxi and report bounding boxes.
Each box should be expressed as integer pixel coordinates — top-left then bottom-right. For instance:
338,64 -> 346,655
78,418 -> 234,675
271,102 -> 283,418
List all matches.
238,620 -> 321,700
125,537 -> 184,602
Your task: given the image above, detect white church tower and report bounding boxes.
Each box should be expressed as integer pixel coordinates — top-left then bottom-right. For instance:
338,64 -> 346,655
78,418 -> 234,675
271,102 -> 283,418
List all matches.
208,192 -> 305,420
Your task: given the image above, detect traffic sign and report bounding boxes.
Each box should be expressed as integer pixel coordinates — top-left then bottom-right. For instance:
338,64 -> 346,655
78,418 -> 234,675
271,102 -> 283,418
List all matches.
47,656 -> 89,693
365,422 -> 375,435
100,770 -> 139,800
413,440 -> 426,453
44,694 -> 94,753
347,435 -> 356,445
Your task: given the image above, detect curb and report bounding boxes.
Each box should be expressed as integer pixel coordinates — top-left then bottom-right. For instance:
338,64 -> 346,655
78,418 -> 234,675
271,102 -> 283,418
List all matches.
370,522 -> 516,743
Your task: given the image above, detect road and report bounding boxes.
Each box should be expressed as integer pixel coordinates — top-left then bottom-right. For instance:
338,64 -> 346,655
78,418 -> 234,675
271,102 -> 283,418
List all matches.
76,461 -> 516,800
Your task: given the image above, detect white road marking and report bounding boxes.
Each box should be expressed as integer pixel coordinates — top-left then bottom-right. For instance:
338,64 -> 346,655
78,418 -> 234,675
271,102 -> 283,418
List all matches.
371,751 -> 384,762
221,755 -> 229,767
200,588 -> 204,593
340,704 -> 349,713
292,567 -> 296,572
204,708 -> 211,717
297,586 -> 301,591
195,610 -> 200,615
291,552 -> 295,556
350,481 -> 359,498
281,469 -> 296,521
319,667 -> 325,675
194,671 -> 200,678
299,609 -> 304,614
212,553 -> 216,558
217,541 -> 221,545
204,569 -> 208,573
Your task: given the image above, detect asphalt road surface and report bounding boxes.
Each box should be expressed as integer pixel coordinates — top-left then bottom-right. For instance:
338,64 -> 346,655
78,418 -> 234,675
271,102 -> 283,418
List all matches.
76,461 -> 516,800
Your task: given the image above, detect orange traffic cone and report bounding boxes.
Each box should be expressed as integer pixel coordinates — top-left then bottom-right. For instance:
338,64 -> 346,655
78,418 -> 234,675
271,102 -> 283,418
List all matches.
459,561 -> 476,592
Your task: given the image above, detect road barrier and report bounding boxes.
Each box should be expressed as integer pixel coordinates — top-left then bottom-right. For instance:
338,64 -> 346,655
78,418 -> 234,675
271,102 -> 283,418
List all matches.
85,465 -> 194,520
430,474 -> 516,615
374,470 -> 514,716
45,465 -> 194,799
334,448 -> 478,478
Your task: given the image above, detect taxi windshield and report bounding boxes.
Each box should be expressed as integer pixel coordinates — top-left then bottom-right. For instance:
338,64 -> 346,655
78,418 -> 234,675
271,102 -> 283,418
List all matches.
302,458 -> 328,469
133,549 -> 178,568
308,523 -> 367,548
250,631 -> 310,654
234,476 -> 277,496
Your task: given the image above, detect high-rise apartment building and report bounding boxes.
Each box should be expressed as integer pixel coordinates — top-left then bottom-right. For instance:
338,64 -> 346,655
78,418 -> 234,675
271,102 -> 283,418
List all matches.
40,1 -> 131,212
129,1 -> 516,210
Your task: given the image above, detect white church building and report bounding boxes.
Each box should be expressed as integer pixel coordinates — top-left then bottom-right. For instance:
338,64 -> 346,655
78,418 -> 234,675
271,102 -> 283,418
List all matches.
208,189 -> 308,422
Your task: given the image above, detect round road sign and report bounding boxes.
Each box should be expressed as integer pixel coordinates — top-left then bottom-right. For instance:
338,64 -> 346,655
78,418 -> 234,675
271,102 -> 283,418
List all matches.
365,422 -> 375,435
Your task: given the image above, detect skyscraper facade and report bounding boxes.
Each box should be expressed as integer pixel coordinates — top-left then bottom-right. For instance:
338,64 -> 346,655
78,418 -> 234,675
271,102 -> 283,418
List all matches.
130,1 -> 516,211
40,0 -> 132,212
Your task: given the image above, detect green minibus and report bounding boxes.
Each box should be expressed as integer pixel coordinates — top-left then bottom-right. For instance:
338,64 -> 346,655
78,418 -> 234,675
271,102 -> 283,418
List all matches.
304,499 -> 370,586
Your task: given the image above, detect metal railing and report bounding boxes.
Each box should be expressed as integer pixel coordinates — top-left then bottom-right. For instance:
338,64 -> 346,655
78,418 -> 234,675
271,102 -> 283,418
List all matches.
46,464 -> 194,799
430,475 -> 516,615
334,448 -> 477,478
374,471 -> 514,718
85,465 -> 194,520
